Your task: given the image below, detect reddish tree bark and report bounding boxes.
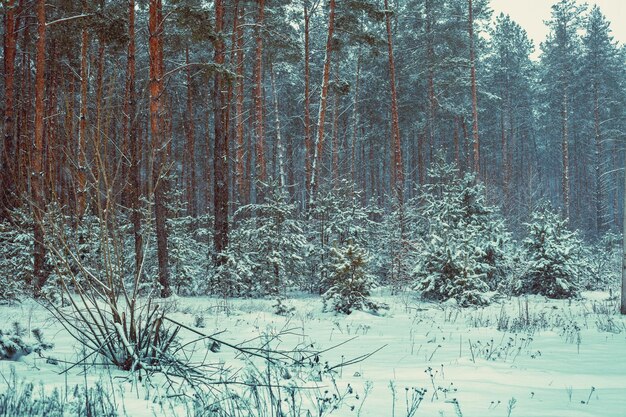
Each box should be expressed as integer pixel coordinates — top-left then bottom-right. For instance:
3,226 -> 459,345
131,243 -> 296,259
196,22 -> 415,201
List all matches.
1,0 -> 22,216
233,2 -> 246,204
32,0 -> 47,295
213,0 -> 229,264
253,0 -> 266,197
77,0 -> 89,218
123,0 -> 143,275
384,0 -> 404,205
184,46 -> 196,216
149,0 -> 171,297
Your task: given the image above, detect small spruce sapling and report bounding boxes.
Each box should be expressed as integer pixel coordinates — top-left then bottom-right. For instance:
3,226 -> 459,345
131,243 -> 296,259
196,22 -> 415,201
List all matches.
515,205 -> 584,299
322,242 -> 387,314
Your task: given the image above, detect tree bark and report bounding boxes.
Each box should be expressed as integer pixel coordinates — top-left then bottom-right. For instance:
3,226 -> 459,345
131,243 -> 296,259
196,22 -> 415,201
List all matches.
385,0 -> 404,205
310,0 -> 336,204
32,0 -> 47,295
594,83 -> 604,235
468,0 -> 480,176
562,88 -> 570,221
149,0 -> 171,297
213,0 -> 229,264
234,3 -> 246,204
185,46 -> 196,216
303,0 -> 312,197
253,0 -> 266,199
1,0 -> 21,217
77,0 -> 89,219
270,62 -> 286,193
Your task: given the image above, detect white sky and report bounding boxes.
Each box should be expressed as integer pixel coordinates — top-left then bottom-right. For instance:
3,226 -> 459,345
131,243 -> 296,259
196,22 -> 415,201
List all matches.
489,0 -> 626,54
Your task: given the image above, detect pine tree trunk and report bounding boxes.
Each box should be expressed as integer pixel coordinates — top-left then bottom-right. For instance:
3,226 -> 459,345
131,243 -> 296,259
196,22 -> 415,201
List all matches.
77,0 -> 89,218
32,0 -> 47,295
1,0 -> 21,217
213,0 -> 229,265
351,53 -> 361,191
149,0 -> 171,297
385,0 -> 404,205
253,0 -> 266,199
310,0 -> 336,204
185,46 -> 196,217
468,0 -> 480,176
270,62 -> 287,193
562,88 -> 570,221
622,158 -> 626,314
123,0 -> 143,277
234,3 -> 246,204
594,83 -> 603,235
304,0 -> 312,197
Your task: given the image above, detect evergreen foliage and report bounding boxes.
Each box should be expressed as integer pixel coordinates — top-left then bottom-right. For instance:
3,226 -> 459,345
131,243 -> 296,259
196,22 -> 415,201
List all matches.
209,186 -> 306,297
515,205 -> 585,298
413,160 -> 510,306
322,242 -> 385,314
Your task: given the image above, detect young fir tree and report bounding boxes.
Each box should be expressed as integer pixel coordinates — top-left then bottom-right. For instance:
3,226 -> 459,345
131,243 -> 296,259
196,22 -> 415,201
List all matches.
322,242 -> 385,314
307,180 -> 376,294
209,184 -> 306,297
413,158 -> 510,306
515,204 -> 585,299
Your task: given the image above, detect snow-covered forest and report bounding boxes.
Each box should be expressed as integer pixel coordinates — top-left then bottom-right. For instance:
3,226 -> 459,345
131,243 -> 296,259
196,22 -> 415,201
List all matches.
0,0 -> 625,416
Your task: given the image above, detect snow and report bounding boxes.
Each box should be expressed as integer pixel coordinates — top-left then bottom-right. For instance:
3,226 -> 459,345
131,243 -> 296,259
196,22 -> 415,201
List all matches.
0,291 -> 624,417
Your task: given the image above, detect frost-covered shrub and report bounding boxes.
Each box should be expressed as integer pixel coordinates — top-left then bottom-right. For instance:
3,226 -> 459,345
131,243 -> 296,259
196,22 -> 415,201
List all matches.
515,205 -> 585,299
0,324 -> 52,361
168,214 -> 212,295
586,231 -> 620,290
0,211 -> 31,302
209,186 -> 306,297
413,159 -> 510,306
322,243 -> 386,314
307,181 -> 378,293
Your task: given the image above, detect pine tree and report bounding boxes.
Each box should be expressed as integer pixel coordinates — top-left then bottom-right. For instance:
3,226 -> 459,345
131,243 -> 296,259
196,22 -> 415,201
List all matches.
322,242 -> 385,314
413,158 -> 510,306
516,204 -> 585,299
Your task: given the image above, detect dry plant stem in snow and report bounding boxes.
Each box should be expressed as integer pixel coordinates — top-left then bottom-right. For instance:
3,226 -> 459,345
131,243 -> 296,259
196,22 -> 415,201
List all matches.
41,168 -> 170,372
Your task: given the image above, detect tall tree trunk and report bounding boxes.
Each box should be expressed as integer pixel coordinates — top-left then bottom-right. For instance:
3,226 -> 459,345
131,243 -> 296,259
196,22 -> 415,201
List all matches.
213,0 -> 229,264
331,70 -> 340,185
253,0 -> 266,200
425,0 -> 436,175
234,3 -> 246,204
310,0 -> 336,204
77,0 -> 89,219
594,83 -> 604,235
303,0 -> 312,197
32,0 -> 47,295
1,0 -> 21,217
468,0 -> 480,176
350,52 -> 361,191
149,0 -> 171,297
562,88 -> 570,221
124,0 -> 142,277
385,0 -> 404,205
622,149 -> 626,314
270,62 -> 286,193
185,46 -> 196,216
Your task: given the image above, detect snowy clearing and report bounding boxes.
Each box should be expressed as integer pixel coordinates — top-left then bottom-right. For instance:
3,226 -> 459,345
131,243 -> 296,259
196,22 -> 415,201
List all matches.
0,291 -> 624,417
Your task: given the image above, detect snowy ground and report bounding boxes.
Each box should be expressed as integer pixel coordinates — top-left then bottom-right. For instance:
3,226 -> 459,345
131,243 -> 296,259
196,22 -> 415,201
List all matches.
1,290 -> 625,417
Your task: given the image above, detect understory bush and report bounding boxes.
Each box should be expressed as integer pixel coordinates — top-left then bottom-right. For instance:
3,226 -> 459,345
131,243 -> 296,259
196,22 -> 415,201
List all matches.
413,160 -> 511,306
515,205 -> 585,298
0,324 -> 52,361
322,242 -> 386,314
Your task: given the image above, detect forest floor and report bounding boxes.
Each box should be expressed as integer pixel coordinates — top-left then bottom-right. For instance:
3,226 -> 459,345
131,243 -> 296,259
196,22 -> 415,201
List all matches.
0,290 -> 625,417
